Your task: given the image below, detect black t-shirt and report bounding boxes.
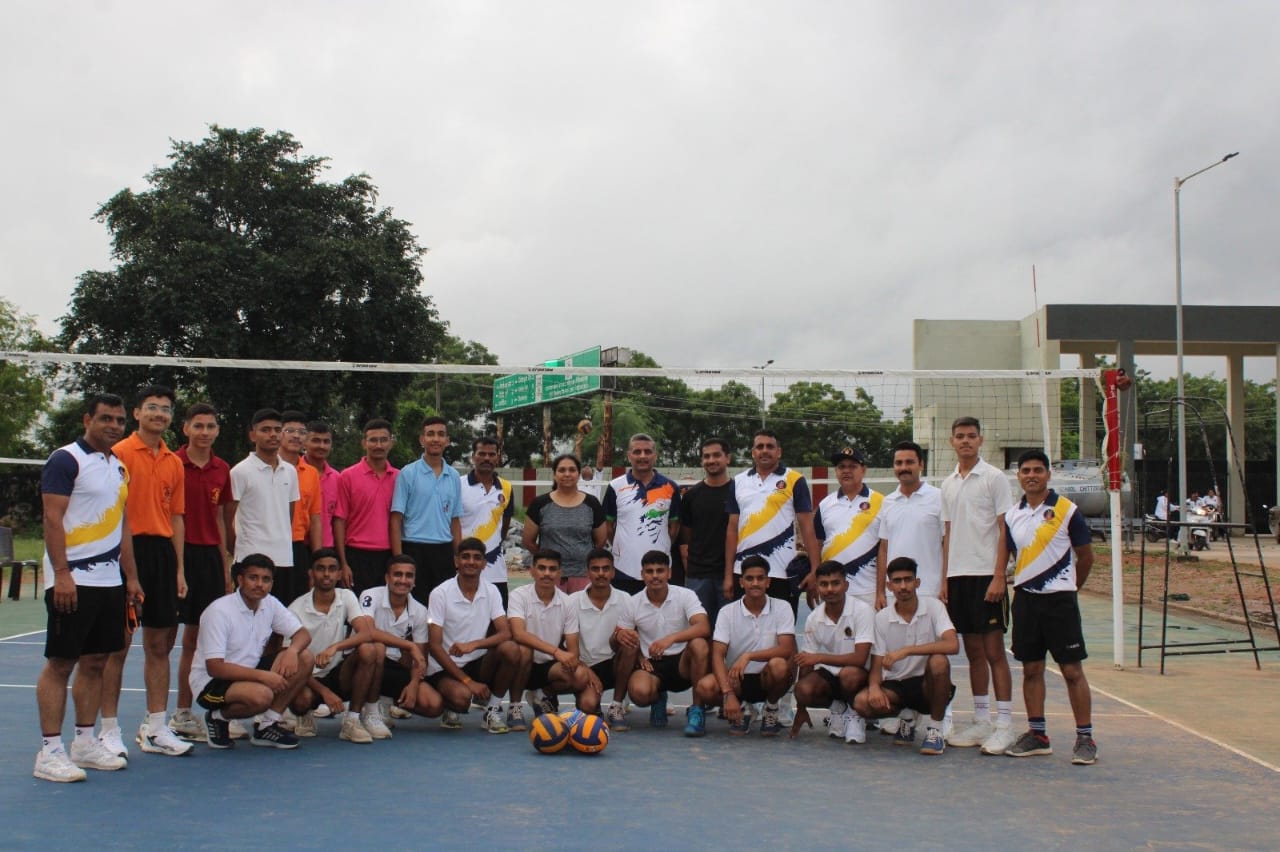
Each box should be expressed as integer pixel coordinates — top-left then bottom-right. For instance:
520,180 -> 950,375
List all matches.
679,480 -> 733,578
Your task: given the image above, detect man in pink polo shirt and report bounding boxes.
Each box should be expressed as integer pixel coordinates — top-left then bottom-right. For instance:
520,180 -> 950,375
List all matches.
335,418 -> 399,594
304,421 -> 341,549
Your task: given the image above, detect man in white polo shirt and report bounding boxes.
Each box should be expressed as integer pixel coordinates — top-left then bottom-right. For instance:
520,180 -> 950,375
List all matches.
191,554 -> 314,750
459,436 -> 514,608
615,550 -> 710,731
426,538 -> 520,733
603,433 -> 681,594
691,556 -> 796,737
876,441 -> 943,607
507,549 -> 593,729
569,548 -> 635,731
359,555 -> 443,734
939,417 -> 1016,753
287,548 -> 381,744
227,409 -> 299,604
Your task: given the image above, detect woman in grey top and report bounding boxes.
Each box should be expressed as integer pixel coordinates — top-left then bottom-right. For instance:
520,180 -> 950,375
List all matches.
522,454 -> 606,593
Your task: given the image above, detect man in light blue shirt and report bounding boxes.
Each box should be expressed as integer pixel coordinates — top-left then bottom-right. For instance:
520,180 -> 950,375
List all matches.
391,416 -> 462,604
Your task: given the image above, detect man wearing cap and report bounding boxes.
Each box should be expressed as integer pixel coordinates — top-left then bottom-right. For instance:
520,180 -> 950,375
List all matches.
813,447 -> 884,609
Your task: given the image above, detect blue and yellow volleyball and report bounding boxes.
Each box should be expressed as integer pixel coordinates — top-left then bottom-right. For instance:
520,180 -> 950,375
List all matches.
529,712 -> 571,754
558,709 -> 586,729
568,712 -> 610,754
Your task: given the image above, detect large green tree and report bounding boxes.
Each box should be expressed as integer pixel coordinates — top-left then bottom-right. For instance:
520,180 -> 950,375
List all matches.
766,382 -> 910,466
58,125 -> 445,455
0,298 -> 52,457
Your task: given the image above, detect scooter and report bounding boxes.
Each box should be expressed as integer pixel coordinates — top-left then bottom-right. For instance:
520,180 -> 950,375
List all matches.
1143,514 -> 1174,543
1186,505 -> 1212,551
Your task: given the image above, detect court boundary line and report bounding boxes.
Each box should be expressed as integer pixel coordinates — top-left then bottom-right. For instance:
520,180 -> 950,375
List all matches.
0,629 -> 45,641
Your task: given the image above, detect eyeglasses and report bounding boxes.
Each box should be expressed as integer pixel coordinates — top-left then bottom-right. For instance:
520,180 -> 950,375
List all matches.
283,428 -> 307,436
142,404 -> 173,414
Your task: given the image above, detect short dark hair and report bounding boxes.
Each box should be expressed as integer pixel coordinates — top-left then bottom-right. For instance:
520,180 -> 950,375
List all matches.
234,553 -> 276,579
1018,449 -> 1051,469
421,415 -> 448,431
387,553 -> 416,572
364,417 -> 393,434
183,402 -> 218,421
586,547 -> 614,565
700,437 -> 732,455
740,555 -> 769,575
753,429 -> 779,444
886,556 -> 918,578
472,435 -> 500,453
280,409 -> 308,426
251,408 -> 282,426
892,440 -> 924,463
815,560 -> 846,579
310,547 -> 340,566
628,433 -> 655,447
640,550 -> 671,568
135,385 -> 176,408
951,416 -> 981,433
306,420 -> 331,435
532,549 -> 563,565
85,393 -> 125,418
456,536 -> 486,556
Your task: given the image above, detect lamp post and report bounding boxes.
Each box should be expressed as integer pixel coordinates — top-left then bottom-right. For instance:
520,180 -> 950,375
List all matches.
754,359 -> 774,427
1173,152 -> 1238,551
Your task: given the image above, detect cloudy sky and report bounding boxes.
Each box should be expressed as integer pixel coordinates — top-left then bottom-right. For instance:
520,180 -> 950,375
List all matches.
3,1 -> 1276,379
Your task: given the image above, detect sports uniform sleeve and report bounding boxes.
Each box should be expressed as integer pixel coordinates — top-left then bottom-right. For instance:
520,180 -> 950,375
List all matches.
338,590 -> 362,627
229,461 -> 245,501
668,481 -> 682,520
562,595 -> 579,635
792,475 -> 813,513
851,599 -> 876,646
41,449 -> 80,496
214,462 -> 232,505
929,597 -> 956,638
270,598 -> 305,637
507,586 -> 529,620
502,482 -> 514,522
286,465 -> 300,503
801,614 -> 818,653
198,605 -> 231,660
334,470 -> 352,520
770,603 -> 795,635
991,473 -> 1015,516
681,587 -> 707,620
526,494 -> 546,525
360,589 -> 378,617
679,484 -> 698,527
871,610 -> 889,658
712,611 -> 732,645
427,585 -> 448,627
617,594 -> 637,630
1005,519 -> 1019,557
449,473 -> 463,520
586,494 -> 606,528
812,502 -> 827,541
1067,509 -> 1092,547
390,470 -> 410,515
725,479 -> 739,515
602,485 -> 618,521
169,457 -> 186,515
411,604 -> 430,643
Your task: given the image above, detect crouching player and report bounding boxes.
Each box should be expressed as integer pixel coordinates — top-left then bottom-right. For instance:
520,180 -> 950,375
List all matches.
851,557 -> 958,756
190,554 -> 314,749
791,560 -> 874,743
286,548 -> 382,743
569,549 -> 635,730
507,549 -> 595,726
692,556 -> 796,737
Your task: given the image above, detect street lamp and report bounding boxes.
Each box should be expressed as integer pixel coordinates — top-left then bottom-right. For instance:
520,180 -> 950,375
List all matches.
1174,151 -> 1238,551
754,359 -> 774,427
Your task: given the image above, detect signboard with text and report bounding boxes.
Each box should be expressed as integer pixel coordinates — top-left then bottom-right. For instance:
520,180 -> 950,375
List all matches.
492,346 -> 601,413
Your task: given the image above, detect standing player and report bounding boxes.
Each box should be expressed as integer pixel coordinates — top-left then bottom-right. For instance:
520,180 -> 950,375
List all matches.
104,385 -> 192,758
569,549 -> 635,730
170,403 -> 234,741
227,409 -> 299,599
335,418 -> 398,594
852,557 -> 958,756
679,437 -> 734,626
813,447 -> 884,608
279,410 -> 322,604
287,548 -> 382,743
791,561 -> 874,744
507,550 -> 594,727
691,556 -> 796,737
303,420 -> 341,548
615,550 -> 710,731
876,441 -> 943,605
1003,450 -> 1098,765
34,394 -> 142,782
725,429 -> 820,609
426,538 -> 520,732
190,554 -> 314,750
939,417 -> 1017,753
603,434 -> 681,594
459,436 -> 514,606
391,415 -> 462,603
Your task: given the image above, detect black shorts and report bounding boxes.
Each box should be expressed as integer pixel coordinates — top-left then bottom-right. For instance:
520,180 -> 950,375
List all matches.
426,656 -> 486,689
378,656 -> 416,699
946,575 -> 1007,635
401,541 -> 455,605
738,672 -> 767,703
648,653 -> 691,693
180,543 -> 226,626
44,584 -> 127,659
810,667 -> 841,694
527,660 -> 554,691
135,534 -> 180,628
881,676 -> 956,715
589,659 -> 616,691
197,652 -> 275,710
345,546 -> 392,596
314,664 -> 347,700
611,572 -> 645,595
1011,590 -> 1088,665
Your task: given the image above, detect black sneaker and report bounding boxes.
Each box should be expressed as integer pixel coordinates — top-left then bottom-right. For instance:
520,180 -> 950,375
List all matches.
250,722 -> 300,749
204,711 -> 233,750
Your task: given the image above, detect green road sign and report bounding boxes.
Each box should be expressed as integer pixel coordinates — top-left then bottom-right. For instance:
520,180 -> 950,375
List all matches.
492,346 -> 601,413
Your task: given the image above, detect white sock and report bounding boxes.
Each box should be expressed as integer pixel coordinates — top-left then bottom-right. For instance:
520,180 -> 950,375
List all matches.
261,709 -> 282,725
42,735 -> 65,755
928,717 -> 944,731
486,695 -> 502,711
973,695 -> 991,723
211,709 -> 226,721
996,700 -> 1013,727
346,710 -> 360,722
148,711 -> 166,731
363,702 -> 379,716
74,726 -> 95,742
100,716 -> 119,733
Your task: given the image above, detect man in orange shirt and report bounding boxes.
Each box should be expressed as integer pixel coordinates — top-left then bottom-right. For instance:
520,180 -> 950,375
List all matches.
103,385 -> 193,758
280,411 -> 323,605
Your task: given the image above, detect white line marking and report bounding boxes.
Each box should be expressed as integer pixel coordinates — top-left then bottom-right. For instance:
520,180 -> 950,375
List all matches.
0,629 -> 46,641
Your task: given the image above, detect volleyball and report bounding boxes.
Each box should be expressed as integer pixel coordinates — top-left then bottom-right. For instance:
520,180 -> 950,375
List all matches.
529,712 -> 571,754
568,713 -> 610,754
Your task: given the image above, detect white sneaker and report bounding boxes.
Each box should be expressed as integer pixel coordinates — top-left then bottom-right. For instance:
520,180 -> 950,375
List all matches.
942,715 -> 954,739
361,709 -> 393,740
980,722 -> 1018,756
138,722 -> 194,756
948,719 -> 994,748
481,707 -> 509,734
827,701 -> 848,739
340,714 -> 374,744
843,713 -> 867,744
98,727 -> 128,759
388,703 -> 412,720
34,748 -> 87,782
169,709 -> 206,741
71,737 -> 127,771
294,710 -> 318,738
228,719 -> 249,740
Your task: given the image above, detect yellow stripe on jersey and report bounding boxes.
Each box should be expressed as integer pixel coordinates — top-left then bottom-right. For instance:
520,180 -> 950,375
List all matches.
1013,498 -> 1070,583
66,484 -> 128,549
469,479 -> 512,544
739,469 -> 803,542
821,490 -> 883,562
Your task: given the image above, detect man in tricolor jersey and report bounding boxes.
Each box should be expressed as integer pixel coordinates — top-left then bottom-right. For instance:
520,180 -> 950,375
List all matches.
1003,449 -> 1098,766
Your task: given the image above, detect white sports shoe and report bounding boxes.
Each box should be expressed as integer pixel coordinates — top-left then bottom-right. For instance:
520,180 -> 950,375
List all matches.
980,722 -> 1018,756
294,710 -> 318,738
340,714 -> 374,744
843,713 -> 868,744
138,722 -> 194,756
947,719 -> 995,748
98,727 -> 129,759
481,707 -> 509,734
228,719 -> 249,740
34,748 -> 87,783
72,737 -> 127,771
169,709 -> 206,741
361,709 -> 393,740
827,701 -> 849,739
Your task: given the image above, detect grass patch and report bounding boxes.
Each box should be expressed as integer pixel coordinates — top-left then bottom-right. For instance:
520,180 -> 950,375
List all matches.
14,534 -> 42,563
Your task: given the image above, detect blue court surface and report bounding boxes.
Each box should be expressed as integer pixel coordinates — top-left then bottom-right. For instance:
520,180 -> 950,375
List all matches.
2,617 -> 1278,851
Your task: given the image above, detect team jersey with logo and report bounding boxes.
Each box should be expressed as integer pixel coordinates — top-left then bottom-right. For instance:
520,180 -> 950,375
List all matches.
1005,490 -> 1092,594
460,472 -> 513,583
603,471 -> 681,580
813,485 -> 883,595
728,465 -> 812,578
41,438 -> 129,589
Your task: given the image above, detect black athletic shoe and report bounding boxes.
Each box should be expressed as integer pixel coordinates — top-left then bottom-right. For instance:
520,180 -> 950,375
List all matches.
250,722 -> 300,749
204,711 -> 233,749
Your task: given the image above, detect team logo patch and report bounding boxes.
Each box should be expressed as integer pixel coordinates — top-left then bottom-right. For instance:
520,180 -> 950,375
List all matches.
843,626 -> 853,637
1043,509 -> 1055,520
210,487 -> 222,504
859,501 -> 870,510
775,481 -> 786,490
497,494 -> 506,505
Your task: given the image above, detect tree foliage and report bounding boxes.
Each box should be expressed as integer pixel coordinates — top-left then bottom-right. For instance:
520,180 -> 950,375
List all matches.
766,382 -> 911,467
57,125 -> 445,455
0,298 -> 52,456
